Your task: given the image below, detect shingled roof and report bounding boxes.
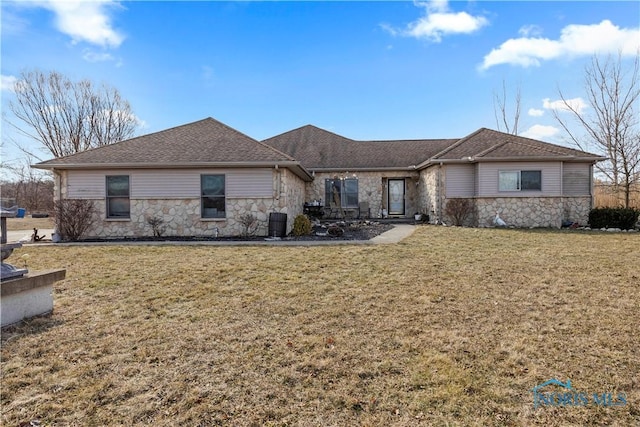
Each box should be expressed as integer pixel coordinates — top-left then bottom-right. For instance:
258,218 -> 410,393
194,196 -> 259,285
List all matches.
264,125 -> 604,170
262,125 -> 457,170
34,118 -> 313,180
34,119 -> 604,176
430,128 -> 602,162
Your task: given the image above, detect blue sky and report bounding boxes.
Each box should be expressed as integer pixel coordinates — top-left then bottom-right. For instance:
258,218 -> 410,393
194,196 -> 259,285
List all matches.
1,1 -> 639,165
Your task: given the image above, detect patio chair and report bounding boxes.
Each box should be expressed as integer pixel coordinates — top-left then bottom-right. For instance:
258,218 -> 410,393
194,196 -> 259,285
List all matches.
358,201 -> 370,219
325,200 -> 341,219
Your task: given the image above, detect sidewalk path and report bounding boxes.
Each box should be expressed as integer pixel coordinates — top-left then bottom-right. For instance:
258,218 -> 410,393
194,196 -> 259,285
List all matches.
5,229 -> 55,243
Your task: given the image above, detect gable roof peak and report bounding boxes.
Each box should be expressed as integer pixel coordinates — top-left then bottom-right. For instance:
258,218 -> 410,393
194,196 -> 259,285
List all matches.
33,115 -> 303,168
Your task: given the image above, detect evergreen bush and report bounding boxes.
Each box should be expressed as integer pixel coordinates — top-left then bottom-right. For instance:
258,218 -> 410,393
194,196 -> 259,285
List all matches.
293,214 -> 312,236
588,207 -> 640,229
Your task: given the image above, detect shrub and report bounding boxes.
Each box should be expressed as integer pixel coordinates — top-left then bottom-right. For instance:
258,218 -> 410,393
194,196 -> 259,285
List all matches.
238,213 -> 259,237
54,199 -> 95,241
292,214 -> 312,236
444,198 -> 475,226
588,207 -> 640,229
146,214 -> 166,237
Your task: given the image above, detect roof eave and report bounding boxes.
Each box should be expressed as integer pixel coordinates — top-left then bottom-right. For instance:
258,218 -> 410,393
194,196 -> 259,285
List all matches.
308,166 -> 420,173
476,155 -> 607,162
33,161 -> 314,181
416,155 -> 607,169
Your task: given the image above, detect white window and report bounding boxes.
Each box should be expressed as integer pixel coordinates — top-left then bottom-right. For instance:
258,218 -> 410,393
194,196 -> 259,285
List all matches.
499,170 -> 541,191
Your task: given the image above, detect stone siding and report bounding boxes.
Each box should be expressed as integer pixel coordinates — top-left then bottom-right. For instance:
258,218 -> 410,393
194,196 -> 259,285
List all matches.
307,171 -> 419,218
281,169 -> 306,231
53,168 -> 308,238
83,197 -> 282,238
475,196 -> 592,228
561,196 -> 592,225
418,166 -> 441,223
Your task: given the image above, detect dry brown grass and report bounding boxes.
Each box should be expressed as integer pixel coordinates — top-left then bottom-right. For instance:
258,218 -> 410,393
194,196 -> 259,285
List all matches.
594,184 -> 640,208
5,217 -> 54,231
1,227 -> 638,426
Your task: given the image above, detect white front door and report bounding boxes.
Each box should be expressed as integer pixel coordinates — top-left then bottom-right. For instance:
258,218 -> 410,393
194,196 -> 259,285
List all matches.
388,179 -> 405,216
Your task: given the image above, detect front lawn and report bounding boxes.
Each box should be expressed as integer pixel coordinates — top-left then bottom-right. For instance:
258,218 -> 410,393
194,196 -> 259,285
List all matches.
1,227 -> 638,426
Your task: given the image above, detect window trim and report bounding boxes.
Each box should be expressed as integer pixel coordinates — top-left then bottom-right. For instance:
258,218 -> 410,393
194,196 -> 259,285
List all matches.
498,170 -> 542,192
106,175 -> 130,219
325,177 -> 359,208
201,174 -> 226,219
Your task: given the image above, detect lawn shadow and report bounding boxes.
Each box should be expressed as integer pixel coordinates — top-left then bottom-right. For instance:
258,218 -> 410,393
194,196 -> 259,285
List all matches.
1,313 -> 64,344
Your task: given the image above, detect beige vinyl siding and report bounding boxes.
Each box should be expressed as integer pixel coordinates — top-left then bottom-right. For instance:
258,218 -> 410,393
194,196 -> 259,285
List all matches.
67,171 -> 108,198
562,162 -> 591,196
66,168 -> 273,199
477,161 -> 562,197
445,164 -> 475,197
227,169 -> 273,197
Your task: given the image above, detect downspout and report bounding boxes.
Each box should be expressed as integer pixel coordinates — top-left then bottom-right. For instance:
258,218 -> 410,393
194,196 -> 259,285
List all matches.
437,162 -> 443,224
274,165 -> 280,202
590,162 -> 595,209
560,161 -> 564,227
53,169 -> 63,205
52,169 -> 63,242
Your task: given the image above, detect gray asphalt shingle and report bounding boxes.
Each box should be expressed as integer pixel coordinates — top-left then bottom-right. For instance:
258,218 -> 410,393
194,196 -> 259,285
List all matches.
35,117 -> 295,167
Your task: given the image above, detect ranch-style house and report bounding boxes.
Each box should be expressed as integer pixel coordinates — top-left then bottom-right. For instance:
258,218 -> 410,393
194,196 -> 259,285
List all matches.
34,117 -> 605,237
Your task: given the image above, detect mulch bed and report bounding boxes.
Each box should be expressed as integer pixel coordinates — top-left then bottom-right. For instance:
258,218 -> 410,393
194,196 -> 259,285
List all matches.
74,220 -> 395,243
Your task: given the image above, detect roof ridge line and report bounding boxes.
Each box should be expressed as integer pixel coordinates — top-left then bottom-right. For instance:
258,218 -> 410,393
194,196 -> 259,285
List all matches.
432,127 -> 486,159
358,138 -> 459,144
39,117 -> 216,161
475,139 -> 510,158
511,137 -> 584,156
263,124 -> 355,143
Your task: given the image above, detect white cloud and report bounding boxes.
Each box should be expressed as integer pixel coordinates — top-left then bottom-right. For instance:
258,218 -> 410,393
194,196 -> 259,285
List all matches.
528,108 -> 544,117
520,124 -> 560,140
1,74 -> 18,92
36,0 -> 125,48
518,25 -> 543,38
82,50 -> 115,63
98,109 -> 147,129
386,0 -> 488,43
542,97 -> 588,115
481,20 -> 640,70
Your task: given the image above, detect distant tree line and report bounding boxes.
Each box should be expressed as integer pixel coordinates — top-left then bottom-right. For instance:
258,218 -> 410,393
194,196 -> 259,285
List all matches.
0,162 -> 54,214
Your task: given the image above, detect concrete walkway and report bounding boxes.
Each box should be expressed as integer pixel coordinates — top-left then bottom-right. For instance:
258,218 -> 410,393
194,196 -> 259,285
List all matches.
9,225 -> 415,246
5,229 -> 55,243
369,224 -> 415,244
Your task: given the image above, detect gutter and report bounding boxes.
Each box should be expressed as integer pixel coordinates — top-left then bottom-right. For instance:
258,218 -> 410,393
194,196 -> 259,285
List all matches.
415,156 -> 607,169
33,160 -> 306,169
307,166 -> 421,173
33,160 -> 314,182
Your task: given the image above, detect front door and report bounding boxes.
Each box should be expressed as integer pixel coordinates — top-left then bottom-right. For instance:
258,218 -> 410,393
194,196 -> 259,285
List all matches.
388,179 -> 405,216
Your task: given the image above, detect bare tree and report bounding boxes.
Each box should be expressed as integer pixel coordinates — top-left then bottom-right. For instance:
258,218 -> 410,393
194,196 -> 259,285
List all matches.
552,53 -> 640,208
493,79 -> 521,135
7,69 -> 138,158
0,155 -> 54,213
